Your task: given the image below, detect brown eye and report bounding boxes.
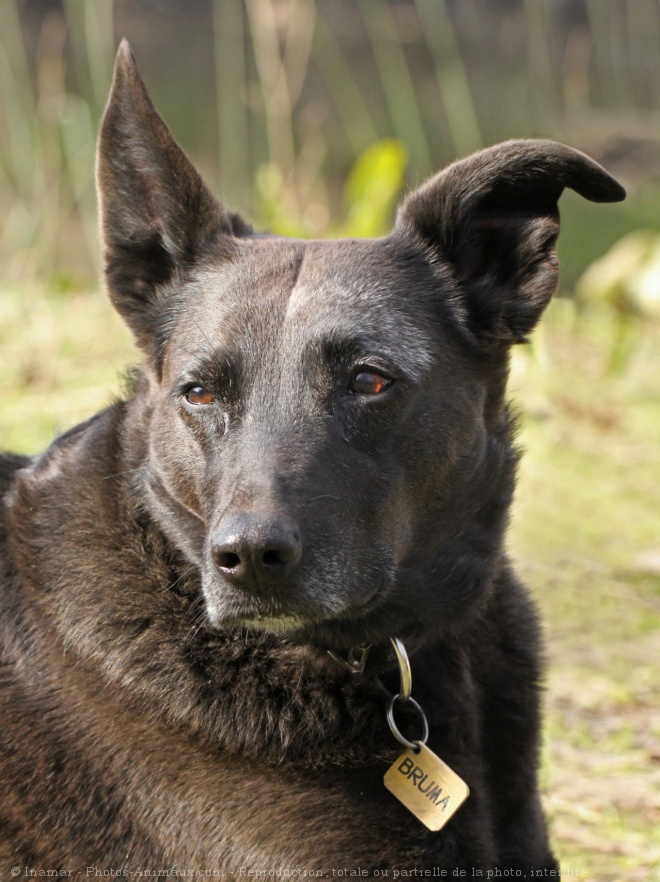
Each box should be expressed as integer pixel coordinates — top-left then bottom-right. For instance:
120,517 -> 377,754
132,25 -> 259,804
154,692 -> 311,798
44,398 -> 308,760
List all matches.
350,370 -> 393,396
185,386 -> 214,406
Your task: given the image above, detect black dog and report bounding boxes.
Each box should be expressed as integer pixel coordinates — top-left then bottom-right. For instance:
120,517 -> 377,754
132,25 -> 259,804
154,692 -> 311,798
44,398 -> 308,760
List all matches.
0,41 -> 624,874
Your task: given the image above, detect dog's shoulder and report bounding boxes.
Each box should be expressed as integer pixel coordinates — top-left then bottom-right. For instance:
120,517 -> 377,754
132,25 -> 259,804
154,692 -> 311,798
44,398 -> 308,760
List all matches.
0,403 -> 132,632
0,453 -> 31,491
0,453 -> 32,601
0,453 -> 31,525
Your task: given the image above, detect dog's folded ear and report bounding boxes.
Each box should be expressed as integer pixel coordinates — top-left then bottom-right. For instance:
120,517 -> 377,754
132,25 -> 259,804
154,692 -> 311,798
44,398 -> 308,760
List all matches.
396,140 -> 625,344
96,41 -> 246,352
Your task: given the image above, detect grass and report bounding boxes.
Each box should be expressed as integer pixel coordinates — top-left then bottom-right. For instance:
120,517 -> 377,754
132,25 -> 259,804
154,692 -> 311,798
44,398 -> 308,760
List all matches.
0,283 -> 134,451
509,303 -> 660,880
1,285 -> 659,880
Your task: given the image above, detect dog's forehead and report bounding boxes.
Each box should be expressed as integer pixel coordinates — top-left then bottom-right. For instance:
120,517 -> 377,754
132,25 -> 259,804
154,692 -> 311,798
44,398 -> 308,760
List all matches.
181,237 -> 437,369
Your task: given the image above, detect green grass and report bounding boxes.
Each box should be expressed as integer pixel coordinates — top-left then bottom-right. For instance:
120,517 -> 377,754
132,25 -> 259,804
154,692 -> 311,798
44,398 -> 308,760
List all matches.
1,285 -> 659,880
0,283 -> 135,452
509,303 -> 660,880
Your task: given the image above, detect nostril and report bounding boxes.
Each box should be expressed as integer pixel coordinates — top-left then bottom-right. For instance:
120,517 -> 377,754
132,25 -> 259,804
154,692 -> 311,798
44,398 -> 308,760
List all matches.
217,551 -> 241,571
262,548 -> 288,568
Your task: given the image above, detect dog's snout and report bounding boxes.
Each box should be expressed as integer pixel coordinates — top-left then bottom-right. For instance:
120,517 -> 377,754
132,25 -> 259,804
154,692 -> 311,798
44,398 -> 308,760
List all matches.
211,511 -> 302,588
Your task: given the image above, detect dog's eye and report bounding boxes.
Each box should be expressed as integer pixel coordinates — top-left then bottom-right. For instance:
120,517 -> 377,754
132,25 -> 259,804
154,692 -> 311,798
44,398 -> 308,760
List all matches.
350,370 -> 393,396
185,386 -> 214,406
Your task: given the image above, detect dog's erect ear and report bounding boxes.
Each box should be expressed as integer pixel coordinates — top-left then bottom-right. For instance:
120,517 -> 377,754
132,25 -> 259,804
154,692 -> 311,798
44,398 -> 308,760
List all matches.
396,140 -> 625,344
97,41 -> 246,351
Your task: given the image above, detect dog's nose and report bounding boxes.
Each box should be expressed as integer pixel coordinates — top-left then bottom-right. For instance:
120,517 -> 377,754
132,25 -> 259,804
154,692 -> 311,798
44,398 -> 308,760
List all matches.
211,510 -> 302,588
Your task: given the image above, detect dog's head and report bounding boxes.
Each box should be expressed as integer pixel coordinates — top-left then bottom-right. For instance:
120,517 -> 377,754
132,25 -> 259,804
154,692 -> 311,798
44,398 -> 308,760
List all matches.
97,42 -> 624,650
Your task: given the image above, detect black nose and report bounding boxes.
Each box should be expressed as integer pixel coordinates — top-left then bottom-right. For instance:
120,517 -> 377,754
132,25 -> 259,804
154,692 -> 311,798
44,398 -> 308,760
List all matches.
211,510 -> 302,588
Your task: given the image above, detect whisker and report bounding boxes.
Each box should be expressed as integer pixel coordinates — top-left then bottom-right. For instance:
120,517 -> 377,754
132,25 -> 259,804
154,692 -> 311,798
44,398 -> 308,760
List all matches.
103,467 -> 143,480
191,318 -> 216,352
165,564 -> 197,593
185,611 -> 209,644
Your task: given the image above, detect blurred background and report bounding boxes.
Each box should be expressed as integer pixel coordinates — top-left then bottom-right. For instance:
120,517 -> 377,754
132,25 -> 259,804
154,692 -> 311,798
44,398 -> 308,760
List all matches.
0,1 -> 658,879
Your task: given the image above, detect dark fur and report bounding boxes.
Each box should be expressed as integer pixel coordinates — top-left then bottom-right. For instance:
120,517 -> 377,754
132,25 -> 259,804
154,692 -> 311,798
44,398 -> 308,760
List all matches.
0,42 -> 624,874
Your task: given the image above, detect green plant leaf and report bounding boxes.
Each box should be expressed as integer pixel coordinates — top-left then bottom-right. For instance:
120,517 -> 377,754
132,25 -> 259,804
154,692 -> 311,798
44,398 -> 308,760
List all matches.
337,138 -> 408,238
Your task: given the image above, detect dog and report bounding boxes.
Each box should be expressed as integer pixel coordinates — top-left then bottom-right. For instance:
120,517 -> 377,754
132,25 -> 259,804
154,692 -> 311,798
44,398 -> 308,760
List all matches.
0,40 -> 624,875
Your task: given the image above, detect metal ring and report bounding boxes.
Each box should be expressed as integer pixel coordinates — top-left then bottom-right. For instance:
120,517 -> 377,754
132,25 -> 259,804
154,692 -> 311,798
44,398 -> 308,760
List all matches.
386,693 -> 429,750
390,636 -> 412,701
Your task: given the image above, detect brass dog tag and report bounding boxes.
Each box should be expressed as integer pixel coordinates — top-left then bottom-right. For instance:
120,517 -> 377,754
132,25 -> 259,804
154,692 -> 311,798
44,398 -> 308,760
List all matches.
384,743 -> 470,831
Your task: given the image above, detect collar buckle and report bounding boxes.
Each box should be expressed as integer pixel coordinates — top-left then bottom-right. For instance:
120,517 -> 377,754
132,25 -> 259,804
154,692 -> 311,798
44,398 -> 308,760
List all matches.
327,642 -> 371,674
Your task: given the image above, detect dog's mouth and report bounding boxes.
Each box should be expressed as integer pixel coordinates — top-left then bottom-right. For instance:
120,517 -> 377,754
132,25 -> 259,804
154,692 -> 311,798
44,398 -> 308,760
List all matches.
207,597 -> 363,638
230,613 -> 311,634
201,576 -> 401,651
